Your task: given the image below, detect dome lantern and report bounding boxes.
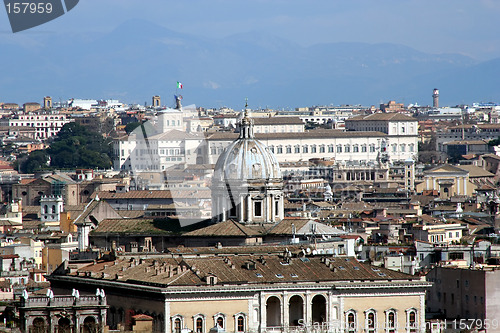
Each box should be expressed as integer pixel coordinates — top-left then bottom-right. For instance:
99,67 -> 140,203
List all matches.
212,106 -> 284,225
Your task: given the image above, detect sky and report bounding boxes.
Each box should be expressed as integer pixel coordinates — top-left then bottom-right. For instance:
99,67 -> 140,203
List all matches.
1,0 -> 500,107
1,0 -> 500,61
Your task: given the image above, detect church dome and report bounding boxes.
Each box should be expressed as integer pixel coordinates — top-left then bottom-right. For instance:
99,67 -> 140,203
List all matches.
214,112 -> 281,182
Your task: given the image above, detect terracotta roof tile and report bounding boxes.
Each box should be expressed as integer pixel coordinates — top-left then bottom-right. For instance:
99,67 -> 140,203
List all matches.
70,255 -> 415,287
183,220 -> 263,237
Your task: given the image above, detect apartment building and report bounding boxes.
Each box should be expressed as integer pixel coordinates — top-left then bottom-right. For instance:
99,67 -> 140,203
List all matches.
0,112 -> 73,140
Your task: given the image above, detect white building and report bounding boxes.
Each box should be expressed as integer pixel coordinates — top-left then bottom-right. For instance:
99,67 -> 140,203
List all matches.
206,129 -> 417,164
113,129 -> 206,172
345,112 -> 418,136
67,99 -> 98,110
0,112 -> 73,140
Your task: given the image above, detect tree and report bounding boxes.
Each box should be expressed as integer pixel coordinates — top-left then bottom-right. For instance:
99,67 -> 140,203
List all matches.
125,121 -> 142,134
18,150 -> 49,173
19,123 -> 113,172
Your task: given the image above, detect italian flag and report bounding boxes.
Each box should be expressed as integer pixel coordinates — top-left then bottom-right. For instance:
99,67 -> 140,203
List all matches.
177,81 -> 183,89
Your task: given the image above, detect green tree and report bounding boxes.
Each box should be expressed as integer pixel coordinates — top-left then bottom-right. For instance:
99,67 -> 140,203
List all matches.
20,122 -> 113,172
18,150 -> 49,173
125,121 -> 142,134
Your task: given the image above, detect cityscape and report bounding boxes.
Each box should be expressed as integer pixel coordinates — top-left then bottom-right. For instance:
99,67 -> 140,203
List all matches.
3,1 -> 500,333
0,90 -> 498,332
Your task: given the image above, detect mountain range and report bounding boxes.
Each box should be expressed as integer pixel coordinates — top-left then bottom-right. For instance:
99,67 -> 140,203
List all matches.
1,19 -> 499,109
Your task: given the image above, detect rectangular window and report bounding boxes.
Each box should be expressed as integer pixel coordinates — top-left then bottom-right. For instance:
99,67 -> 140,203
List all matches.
277,147 -> 283,154
254,202 -> 262,217
320,146 -> 325,153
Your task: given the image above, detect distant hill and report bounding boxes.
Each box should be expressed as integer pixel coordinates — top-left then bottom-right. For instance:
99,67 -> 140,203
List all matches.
2,19 -> 499,108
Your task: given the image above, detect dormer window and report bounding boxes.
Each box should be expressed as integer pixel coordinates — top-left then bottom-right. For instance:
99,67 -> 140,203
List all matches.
206,275 -> 217,285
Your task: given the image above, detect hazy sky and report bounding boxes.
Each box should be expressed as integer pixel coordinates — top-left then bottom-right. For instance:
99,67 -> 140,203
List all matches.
2,0 -> 500,61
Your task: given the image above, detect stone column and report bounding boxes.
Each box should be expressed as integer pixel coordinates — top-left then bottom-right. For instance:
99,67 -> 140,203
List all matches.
270,194 -> 274,221
239,195 -> 244,223
164,299 -> 171,333
260,293 -> 266,332
221,200 -> 226,222
264,195 -> 270,223
305,292 -> 312,326
247,195 -> 252,223
283,291 -> 289,330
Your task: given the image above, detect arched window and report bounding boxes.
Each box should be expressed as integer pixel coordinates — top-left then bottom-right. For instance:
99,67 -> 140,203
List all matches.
174,319 -> 181,333
196,318 -> 204,333
346,310 -> 356,333
406,309 -> 417,333
319,145 -> 325,153
294,145 -> 300,153
83,316 -> 97,333
303,145 -> 308,153
44,205 -> 48,214
57,317 -> 71,333
344,145 -> 350,153
52,205 -> 56,213
214,313 -> 225,329
32,317 -> 46,333
269,146 -> 275,153
311,145 -> 317,153
386,310 -> 397,333
353,145 -> 359,153
172,316 -> 183,333
277,145 -> 283,154
234,313 -> 246,332
193,315 -> 205,333
365,310 -> 376,333
336,145 -> 341,153
361,145 -> 367,153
